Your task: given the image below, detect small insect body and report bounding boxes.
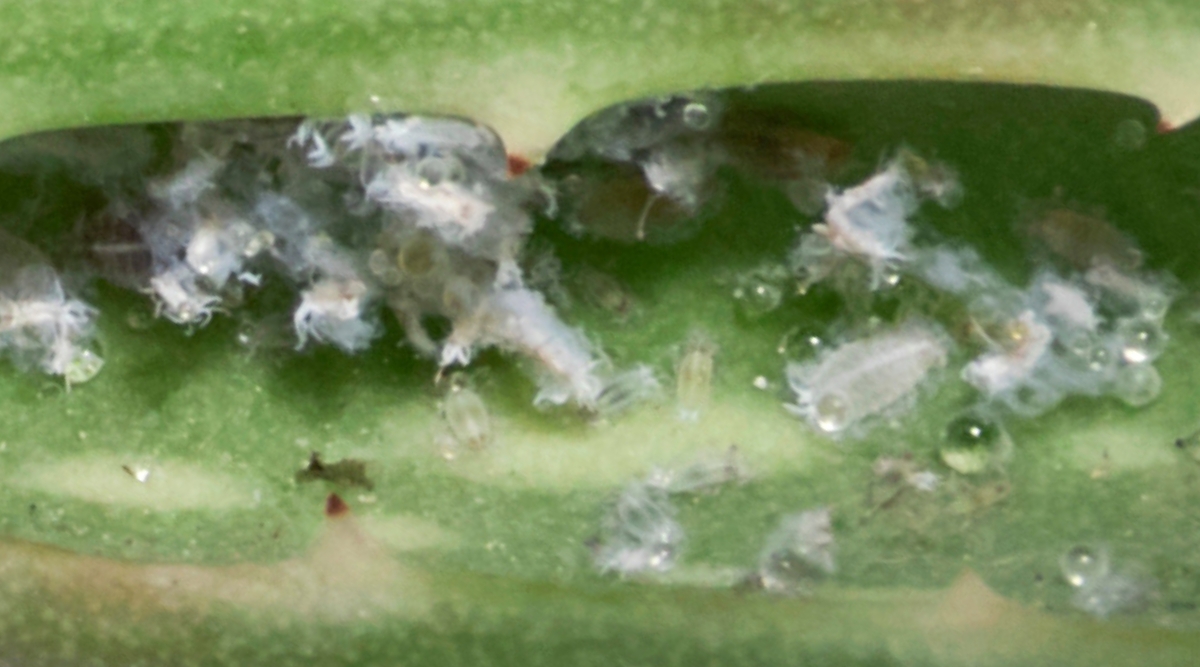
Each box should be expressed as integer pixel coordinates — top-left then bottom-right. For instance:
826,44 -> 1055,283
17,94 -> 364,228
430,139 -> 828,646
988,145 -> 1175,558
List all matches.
0,246 -> 103,381
292,277 -> 378,353
961,310 -> 1054,398
79,210 -> 154,289
645,446 -> 745,494
785,321 -> 949,437
802,162 -> 917,290
753,507 -> 836,593
441,384 -> 493,450
442,287 -> 604,409
676,333 -> 716,421
572,265 -> 635,320
1023,207 -> 1142,273
593,364 -> 661,419
592,482 -> 684,576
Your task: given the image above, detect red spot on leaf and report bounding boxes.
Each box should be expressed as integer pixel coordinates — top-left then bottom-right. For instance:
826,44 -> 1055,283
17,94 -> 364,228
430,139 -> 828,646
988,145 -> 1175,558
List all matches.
507,154 -> 531,177
325,493 -> 350,518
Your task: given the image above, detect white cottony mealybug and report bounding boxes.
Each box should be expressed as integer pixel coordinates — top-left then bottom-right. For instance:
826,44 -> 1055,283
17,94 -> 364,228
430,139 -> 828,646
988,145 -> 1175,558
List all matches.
785,321 -> 949,437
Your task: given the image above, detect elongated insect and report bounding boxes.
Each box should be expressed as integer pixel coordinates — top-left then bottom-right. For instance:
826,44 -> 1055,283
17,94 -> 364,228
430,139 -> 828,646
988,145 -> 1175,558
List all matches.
785,321 -> 948,437
1023,206 -> 1142,272
676,333 -> 716,421
442,383 -> 492,450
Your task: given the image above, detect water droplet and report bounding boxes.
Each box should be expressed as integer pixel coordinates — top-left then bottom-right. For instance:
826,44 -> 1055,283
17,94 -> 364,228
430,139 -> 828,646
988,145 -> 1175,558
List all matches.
367,248 -> 391,274
778,326 -> 825,361
1060,545 -> 1110,588
1058,330 -> 1097,367
940,413 -> 1001,474
64,349 -> 104,385
367,249 -> 402,285
1113,363 -> 1162,407
944,413 -> 1000,447
1116,318 -> 1166,364
732,280 -> 783,319
396,232 -> 446,277
681,102 -> 712,130
814,393 -> 849,433
1140,293 -> 1170,322
1088,346 -> 1113,372
1113,119 -> 1147,151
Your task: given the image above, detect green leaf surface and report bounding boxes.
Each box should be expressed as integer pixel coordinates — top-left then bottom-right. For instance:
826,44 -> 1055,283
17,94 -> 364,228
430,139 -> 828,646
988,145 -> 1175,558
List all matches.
2,81 -> 1200,665
3,0 -> 1200,663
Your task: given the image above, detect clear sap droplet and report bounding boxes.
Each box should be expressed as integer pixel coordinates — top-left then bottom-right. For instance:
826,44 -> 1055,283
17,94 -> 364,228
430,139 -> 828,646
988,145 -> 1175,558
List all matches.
940,413 -> 1000,474
1088,346 -> 1113,373
732,280 -> 783,319
1116,318 -> 1166,364
944,413 -> 1000,447
65,349 -> 104,385
367,249 -> 403,286
1059,330 -> 1098,369
1140,293 -> 1170,322
396,233 -> 446,277
779,326 -> 825,360
814,393 -> 849,433
681,102 -> 712,130
1113,363 -> 1162,408
1113,119 -> 1147,151
1060,545 -> 1110,588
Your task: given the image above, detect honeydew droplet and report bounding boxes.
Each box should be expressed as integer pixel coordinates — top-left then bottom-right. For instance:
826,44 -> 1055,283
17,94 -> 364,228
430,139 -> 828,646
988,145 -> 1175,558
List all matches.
814,393 -> 849,433
732,280 -> 782,319
940,413 -> 1000,474
1060,545 -> 1110,588
367,249 -> 403,286
1113,363 -> 1162,407
65,349 -> 105,385
396,233 -> 445,277
778,326 -> 824,359
1140,293 -> 1170,322
1088,346 -> 1113,373
681,102 -> 712,130
1116,318 -> 1166,364
1059,330 -> 1097,368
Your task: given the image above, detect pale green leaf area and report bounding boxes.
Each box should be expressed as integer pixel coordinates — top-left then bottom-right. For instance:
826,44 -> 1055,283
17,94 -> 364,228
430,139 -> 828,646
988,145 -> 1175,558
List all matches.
0,80 -> 1199,665
2,1 -> 1200,157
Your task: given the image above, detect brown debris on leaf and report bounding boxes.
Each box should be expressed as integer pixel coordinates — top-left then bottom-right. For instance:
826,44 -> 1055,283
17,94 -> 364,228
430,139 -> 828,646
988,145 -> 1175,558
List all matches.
295,452 -> 375,491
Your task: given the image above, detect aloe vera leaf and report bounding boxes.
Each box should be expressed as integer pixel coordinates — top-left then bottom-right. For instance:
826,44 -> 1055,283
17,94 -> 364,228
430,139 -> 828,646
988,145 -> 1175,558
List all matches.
0,80 -> 1199,666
